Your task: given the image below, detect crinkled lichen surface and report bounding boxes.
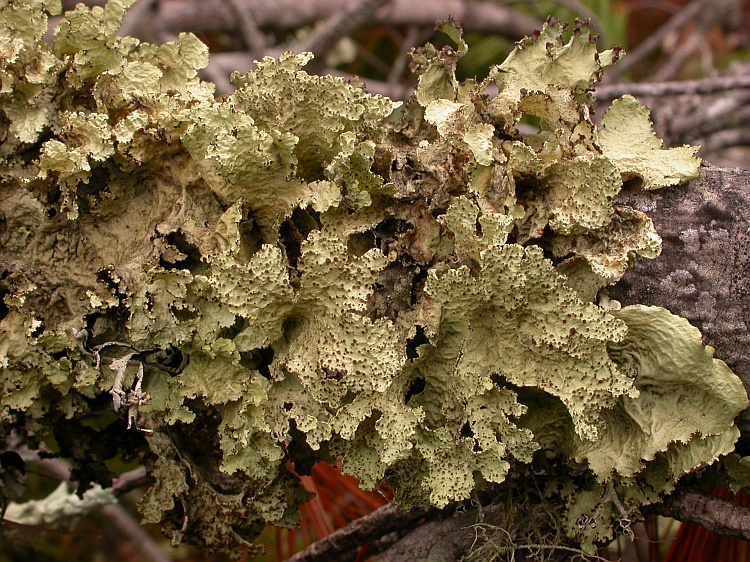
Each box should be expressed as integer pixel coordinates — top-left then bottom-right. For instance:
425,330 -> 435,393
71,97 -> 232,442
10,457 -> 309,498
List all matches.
1,1 -> 746,555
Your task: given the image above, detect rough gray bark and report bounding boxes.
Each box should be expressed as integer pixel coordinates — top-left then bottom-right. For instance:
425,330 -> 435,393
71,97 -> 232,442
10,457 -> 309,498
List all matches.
609,164 -> 750,451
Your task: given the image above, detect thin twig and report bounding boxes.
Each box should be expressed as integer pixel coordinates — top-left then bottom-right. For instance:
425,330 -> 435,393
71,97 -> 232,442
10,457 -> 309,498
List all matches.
593,74 -> 750,100
314,68 -> 750,105
671,91 -> 750,139
605,0 -> 712,80
386,26 -> 424,85
100,504 -> 172,562
654,0 -> 741,81
648,485 -> 750,541
225,0 -> 267,56
285,503 -> 438,562
149,0 -> 540,42
656,23 -> 708,81
697,35 -> 717,77
112,466 -> 156,498
701,128 -> 750,153
289,0 -> 387,62
5,451 -> 163,561
630,521 -> 653,562
15,453 -> 71,481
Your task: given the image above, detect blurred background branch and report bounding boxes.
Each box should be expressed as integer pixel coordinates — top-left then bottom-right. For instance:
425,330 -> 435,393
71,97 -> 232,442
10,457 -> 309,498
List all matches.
51,0 -> 750,169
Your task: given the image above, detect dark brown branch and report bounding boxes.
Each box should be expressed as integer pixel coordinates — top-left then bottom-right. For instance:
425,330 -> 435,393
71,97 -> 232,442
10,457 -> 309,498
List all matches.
648,486 -> 750,540
285,503 -> 439,562
369,503 -> 503,562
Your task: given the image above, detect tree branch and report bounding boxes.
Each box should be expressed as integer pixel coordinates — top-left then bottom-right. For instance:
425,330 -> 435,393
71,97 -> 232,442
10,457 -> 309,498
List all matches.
111,466 -> 155,498
100,503 -> 173,562
654,0 -> 740,81
670,92 -> 750,139
368,503 -> 500,562
225,0 -> 267,56
648,486 -> 750,540
118,0 -> 160,41
593,73 -> 750,100
609,165 -> 750,448
115,0 -> 540,43
285,503 -> 440,562
386,26 -> 424,85
319,68 -> 750,104
285,0 -> 386,64
603,0 -> 712,80
701,127 -> 750,153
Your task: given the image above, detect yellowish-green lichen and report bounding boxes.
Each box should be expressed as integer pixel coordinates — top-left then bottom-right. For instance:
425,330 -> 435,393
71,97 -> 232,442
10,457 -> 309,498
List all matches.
0,3 -> 744,556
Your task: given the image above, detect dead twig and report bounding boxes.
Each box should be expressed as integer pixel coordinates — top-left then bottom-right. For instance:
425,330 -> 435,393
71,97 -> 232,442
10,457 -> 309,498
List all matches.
285,503 -> 438,562
672,91 -> 750,139
654,0 -> 741,81
701,128 -> 750,153
126,0 -> 539,42
648,485 -> 750,541
225,0 -> 267,56
604,0 -> 712,80
593,74 -> 750,100
100,504 -> 172,562
656,23 -> 710,81
112,466 -> 155,498
285,0 -> 387,64
386,26 -> 424,85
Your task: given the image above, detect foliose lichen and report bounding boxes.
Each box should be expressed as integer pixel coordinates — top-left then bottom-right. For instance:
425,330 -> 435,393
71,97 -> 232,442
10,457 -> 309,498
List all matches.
1,1 -> 746,555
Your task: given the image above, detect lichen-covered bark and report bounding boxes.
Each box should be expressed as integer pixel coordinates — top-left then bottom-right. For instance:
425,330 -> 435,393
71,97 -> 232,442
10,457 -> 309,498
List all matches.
1,1 -> 748,557
611,165 -> 750,449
